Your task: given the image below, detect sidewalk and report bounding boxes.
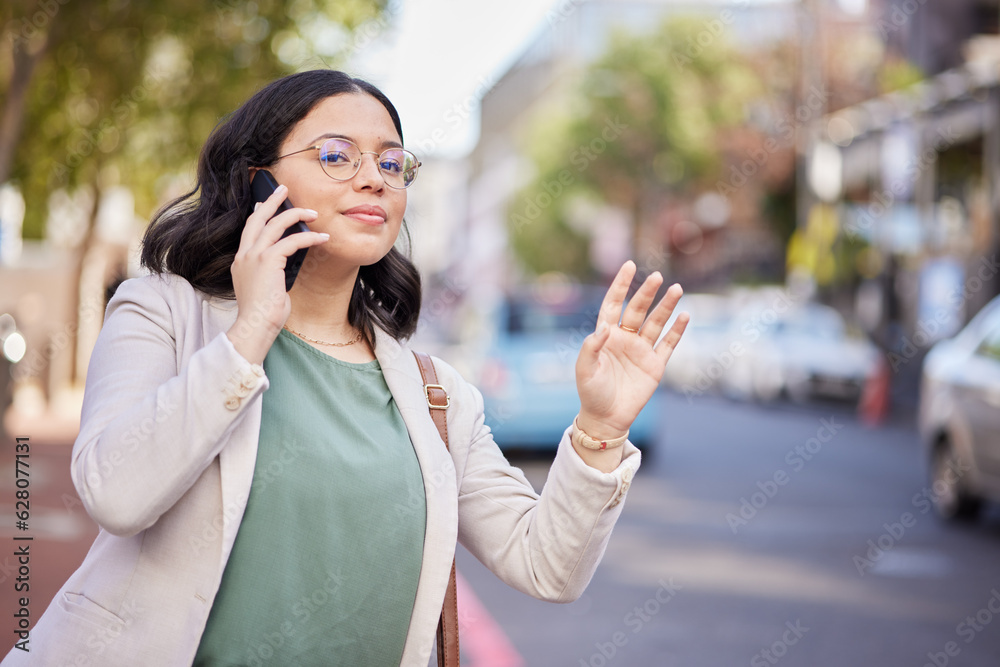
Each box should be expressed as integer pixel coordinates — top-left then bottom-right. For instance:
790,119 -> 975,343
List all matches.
4,400 -> 83,446
0,407 -> 98,654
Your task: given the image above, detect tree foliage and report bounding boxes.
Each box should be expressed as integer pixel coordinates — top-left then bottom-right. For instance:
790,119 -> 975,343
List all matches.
2,0 -> 388,238
0,0 -> 388,386
509,16 -> 762,279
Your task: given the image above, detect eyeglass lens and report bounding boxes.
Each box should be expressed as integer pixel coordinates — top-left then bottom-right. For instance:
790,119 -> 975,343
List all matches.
318,139 -> 419,189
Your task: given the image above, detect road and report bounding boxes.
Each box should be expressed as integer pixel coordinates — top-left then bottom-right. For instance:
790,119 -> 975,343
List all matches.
460,392 -> 1000,667
2,392 -> 998,666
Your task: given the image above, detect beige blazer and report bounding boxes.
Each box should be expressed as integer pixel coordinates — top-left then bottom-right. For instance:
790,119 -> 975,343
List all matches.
1,273 -> 639,666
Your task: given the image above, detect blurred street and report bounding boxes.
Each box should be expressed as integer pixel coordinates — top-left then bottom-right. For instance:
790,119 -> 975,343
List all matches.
461,392 -> 1000,666
2,392 -> 1000,664
3,1 -> 1000,664
0,433 -> 98,652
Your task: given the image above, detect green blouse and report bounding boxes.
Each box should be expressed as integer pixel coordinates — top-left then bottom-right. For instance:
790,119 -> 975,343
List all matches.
194,329 -> 426,666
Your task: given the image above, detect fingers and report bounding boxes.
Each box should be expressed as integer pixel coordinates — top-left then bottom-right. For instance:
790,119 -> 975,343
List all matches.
580,321 -> 611,370
258,209 -> 320,248
621,271 -> 664,335
271,227 -> 330,260
256,209 -> 321,251
597,261 -> 637,328
639,282 -> 683,345
596,263 -> 687,353
242,184 -> 291,244
238,185 -> 322,260
655,310 -> 690,365
600,260 -> 671,337
232,183 -> 329,310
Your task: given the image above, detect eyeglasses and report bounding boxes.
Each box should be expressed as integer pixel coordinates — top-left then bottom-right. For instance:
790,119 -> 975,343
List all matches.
275,138 -> 421,189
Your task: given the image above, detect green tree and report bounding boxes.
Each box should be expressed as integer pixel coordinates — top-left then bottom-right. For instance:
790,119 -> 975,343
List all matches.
4,0 -> 389,235
509,16 -> 761,279
1,0 -> 389,383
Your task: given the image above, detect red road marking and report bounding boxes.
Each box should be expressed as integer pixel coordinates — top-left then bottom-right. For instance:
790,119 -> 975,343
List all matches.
455,569 -> 525,667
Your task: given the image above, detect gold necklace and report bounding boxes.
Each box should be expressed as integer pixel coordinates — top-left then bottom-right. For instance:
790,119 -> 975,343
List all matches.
282,324 -> 364,347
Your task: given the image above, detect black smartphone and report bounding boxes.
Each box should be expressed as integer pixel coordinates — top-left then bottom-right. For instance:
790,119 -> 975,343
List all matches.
250,169 -> 310,291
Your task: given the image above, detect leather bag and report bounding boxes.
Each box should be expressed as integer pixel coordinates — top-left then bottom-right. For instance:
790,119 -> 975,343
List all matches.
413,350 -> 460,667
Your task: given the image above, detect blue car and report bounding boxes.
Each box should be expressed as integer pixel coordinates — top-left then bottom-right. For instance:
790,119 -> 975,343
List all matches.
476,284 -> 663,452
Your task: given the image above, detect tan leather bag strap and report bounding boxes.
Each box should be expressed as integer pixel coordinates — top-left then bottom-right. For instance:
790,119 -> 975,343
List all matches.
413,350 -> 460,667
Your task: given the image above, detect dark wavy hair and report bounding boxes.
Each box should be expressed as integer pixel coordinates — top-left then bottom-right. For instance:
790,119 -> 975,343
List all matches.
140,70 -> 421,343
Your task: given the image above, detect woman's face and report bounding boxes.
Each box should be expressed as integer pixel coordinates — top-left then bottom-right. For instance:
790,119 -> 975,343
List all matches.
268,92 -> 407,271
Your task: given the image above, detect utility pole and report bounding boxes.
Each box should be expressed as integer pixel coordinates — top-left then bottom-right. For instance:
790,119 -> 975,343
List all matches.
795,0 -> 823,235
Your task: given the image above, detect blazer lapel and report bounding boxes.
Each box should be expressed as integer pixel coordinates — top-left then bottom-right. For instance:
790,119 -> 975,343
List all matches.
375,330 -> 460,664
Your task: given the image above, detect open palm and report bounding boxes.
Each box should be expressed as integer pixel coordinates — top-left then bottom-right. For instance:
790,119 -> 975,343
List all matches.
575,261 -> 689,437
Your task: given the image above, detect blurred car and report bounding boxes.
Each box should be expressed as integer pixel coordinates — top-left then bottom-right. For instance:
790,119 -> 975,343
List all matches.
918,294 -> 1000,520
721,302 -> 880,404
476,283 -> 662,451
661,293 -> 733,395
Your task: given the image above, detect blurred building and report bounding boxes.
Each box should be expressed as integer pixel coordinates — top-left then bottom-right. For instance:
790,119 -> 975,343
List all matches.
0,186 -> 136,439
873,0 -> 999,76
800,0 -> 1000,399
464,0 -> 801,297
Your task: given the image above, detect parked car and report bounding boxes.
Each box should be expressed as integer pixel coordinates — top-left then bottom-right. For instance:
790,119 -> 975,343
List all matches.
721,301 -> 879,404
661,293 -> 733,395
476,283 -> 663,451
918,294 -> 1000,520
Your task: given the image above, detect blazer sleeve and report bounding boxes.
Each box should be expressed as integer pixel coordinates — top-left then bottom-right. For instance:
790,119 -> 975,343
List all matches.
447,364 -> 640,603
71,276 -> 268,537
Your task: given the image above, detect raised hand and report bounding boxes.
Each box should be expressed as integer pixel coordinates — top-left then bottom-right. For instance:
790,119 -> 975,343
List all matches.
574,261 -> 689,466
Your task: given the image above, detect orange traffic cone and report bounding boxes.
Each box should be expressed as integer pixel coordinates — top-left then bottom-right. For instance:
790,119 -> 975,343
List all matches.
859,357 -> 890,426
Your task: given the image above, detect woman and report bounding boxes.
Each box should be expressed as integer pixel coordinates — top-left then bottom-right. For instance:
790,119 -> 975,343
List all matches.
2,70 -> 688,666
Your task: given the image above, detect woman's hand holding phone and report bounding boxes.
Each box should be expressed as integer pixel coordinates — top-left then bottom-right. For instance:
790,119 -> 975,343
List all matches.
226,182 -> 330,365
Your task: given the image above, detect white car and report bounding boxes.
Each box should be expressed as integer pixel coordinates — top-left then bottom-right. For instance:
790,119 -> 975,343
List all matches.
661,293 -> 733,396
721,302 -> 879,404
918,295 -> 1000,520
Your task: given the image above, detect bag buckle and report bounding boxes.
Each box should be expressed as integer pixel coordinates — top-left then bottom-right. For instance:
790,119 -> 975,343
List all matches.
424,383 -> 450,410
